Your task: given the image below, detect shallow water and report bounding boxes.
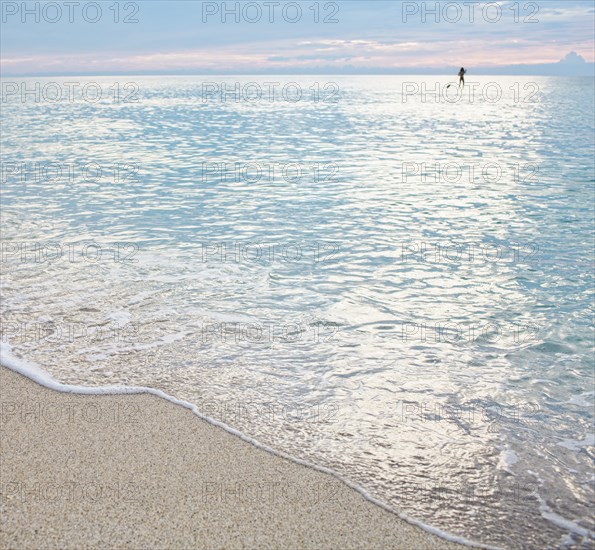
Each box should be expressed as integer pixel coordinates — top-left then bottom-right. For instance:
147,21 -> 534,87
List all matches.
1,75 -> 594,548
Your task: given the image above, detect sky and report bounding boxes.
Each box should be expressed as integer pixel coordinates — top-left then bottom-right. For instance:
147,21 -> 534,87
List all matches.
1,1 -> 594,75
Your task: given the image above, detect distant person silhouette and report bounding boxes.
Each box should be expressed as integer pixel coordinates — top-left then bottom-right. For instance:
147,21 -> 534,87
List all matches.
458,67 -> 467,87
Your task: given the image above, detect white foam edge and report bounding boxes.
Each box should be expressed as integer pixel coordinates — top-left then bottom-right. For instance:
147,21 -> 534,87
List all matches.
537,493 -> 593,540
0,342 -> 497,549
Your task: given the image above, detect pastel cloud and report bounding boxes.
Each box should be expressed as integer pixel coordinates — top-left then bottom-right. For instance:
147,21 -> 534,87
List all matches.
1,1 -> 593,74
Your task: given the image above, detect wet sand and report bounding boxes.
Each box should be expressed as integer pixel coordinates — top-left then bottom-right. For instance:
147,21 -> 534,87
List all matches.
0,365 -> 467,549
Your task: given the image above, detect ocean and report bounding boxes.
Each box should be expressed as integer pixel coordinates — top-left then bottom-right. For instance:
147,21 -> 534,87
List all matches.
1,75 -> 594,548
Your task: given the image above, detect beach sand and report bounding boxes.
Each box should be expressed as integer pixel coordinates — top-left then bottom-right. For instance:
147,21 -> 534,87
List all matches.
0,366 -> 466,549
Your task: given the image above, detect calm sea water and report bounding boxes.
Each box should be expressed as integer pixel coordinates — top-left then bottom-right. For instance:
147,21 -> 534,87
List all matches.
1,76 -> 594,548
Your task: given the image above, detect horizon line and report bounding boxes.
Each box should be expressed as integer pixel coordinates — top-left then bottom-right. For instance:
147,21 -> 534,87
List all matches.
2,72 -> 594,78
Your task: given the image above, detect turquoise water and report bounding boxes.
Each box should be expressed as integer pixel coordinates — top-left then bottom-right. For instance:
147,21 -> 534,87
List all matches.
1,76 -> 594,548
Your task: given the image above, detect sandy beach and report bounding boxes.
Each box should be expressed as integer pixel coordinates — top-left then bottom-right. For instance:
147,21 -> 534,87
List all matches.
0,366 -> 466,549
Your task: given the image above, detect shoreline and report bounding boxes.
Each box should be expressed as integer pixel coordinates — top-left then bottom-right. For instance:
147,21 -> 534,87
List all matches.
0,357 -> 477,549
